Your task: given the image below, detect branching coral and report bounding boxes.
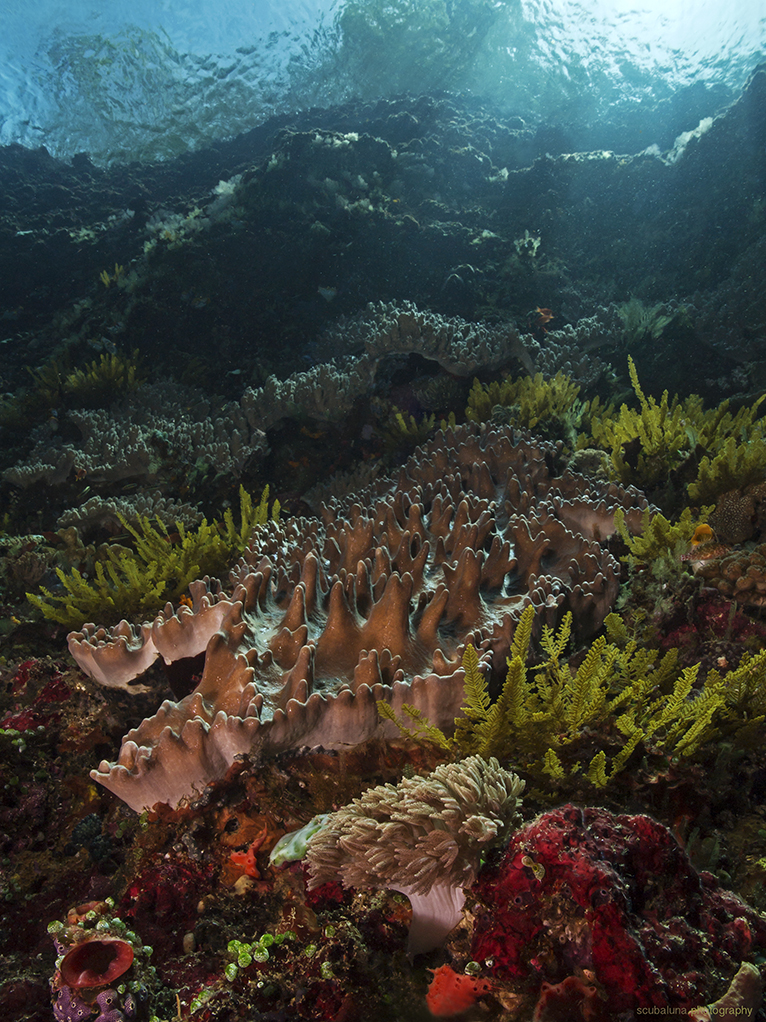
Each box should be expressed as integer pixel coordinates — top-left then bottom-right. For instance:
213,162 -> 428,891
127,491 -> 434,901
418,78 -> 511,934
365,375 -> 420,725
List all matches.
5,380 -> 268,489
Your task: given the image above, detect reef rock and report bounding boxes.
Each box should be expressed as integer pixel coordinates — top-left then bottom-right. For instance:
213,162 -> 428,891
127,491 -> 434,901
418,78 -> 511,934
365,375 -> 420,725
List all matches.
472,804 -> 766,1018
70,423 -> 647,812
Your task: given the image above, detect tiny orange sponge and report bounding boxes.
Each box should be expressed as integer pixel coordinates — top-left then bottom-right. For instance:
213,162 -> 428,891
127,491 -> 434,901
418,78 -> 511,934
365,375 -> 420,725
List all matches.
426,964 -> 493,1017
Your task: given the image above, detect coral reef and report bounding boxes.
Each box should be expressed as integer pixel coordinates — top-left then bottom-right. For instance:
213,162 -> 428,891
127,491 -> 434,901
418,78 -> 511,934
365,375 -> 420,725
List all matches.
238,298 -> 538,435
3,70 -> 766,1022
4,649 -> 766,1022
67,423 -> 647,811
4,382 -> 268,489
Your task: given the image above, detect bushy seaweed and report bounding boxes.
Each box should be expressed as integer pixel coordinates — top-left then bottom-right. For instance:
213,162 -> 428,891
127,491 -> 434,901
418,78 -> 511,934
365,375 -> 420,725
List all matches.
614,506 -> 713,573
382,408 -> 455,457
466,371 -> 581,435
62,349 -> 143,408
27,485 -> 279,628
581,356 -> 766,504
380,605 -> 766,794
688,435 -> 766,504
616,297 -> 675,346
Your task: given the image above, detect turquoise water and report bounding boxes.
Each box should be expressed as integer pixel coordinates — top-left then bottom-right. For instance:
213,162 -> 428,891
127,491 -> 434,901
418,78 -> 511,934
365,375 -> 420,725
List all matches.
1,0 -> 763,164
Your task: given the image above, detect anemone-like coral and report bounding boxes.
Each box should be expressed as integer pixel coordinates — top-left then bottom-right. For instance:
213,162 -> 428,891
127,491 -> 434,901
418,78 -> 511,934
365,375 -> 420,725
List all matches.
305,755 -> 524,956
68,423 -> 647,812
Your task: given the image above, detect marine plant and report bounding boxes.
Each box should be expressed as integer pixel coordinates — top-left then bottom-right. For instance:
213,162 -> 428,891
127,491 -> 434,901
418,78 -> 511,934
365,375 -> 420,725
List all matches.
614,505 -> 713,574
380,605 -> 766,793
465,371 -> 580,433
99,262 -> 125,287
610,506 -> 717,628
27,485 -> 279,628
25,355 -> 71,410
616,297 -> 675,346
0,355 -> 73,432
382,408 -> 455,457
224,931 -> 295,982
688,435 -> 766,504
581,356 -> 766,501
62,348 -> 144,408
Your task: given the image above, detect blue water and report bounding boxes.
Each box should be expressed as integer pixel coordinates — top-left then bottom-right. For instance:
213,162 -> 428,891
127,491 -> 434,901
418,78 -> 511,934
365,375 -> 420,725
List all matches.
1,0 -> 764,165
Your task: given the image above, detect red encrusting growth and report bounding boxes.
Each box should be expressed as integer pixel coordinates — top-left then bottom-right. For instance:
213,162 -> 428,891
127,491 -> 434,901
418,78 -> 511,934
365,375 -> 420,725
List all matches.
426,964 -> 493,1017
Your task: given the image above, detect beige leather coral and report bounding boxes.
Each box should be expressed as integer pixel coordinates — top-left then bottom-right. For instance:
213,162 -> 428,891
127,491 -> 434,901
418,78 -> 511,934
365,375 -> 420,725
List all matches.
70,423 -> 647,812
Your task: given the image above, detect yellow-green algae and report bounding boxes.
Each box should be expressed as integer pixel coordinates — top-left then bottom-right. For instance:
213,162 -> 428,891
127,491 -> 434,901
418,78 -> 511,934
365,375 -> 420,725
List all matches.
581,356 -> 766,500
380,605 -> 766,794
465,371 -> 581,433
27,485 -> 279,628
